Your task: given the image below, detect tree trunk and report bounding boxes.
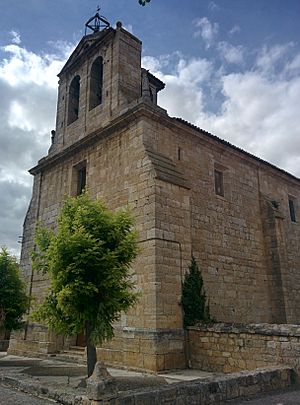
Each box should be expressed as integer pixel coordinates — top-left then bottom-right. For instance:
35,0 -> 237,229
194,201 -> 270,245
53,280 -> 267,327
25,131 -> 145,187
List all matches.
85,321 -> 97,377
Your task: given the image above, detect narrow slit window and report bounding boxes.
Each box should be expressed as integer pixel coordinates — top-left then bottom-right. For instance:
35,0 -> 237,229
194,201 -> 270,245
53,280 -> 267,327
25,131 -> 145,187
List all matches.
214,169 -> 224,197
289,198 -> 296,222
77,166 -> 86,195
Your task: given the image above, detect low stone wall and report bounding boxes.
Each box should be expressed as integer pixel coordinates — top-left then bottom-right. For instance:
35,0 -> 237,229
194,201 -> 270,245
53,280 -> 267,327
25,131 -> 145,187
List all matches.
9,325 -> 186,372
188,323 -> 300,374
87,366 -> 293,404
8,324 -> 64,357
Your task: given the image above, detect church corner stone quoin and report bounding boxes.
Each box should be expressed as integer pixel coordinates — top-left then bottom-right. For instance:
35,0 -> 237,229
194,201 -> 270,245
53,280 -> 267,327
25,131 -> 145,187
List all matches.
8,20 -> 300,372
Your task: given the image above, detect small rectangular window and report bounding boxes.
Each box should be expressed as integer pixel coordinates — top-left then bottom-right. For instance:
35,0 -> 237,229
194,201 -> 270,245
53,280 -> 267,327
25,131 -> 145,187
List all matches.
289,197 -> 296,222
177,147 -> 181,161
214,169 -> 224,197
77,166 -> 86,195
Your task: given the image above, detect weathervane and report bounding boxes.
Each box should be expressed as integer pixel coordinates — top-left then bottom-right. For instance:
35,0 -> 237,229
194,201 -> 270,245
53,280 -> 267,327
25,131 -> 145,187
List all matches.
85,6 -> 110,35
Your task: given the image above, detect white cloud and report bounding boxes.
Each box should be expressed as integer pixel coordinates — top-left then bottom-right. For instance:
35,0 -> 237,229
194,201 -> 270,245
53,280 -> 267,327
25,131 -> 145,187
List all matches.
143,55 -> 213,122
256,43 -> 294,76
208,1 -> 219,12
123,24 -> 133,34
9,30 -> 21,45
177,58 -> 213,84
194,17 -> 219,48
0,39 -> 72,255
142,56 -> 162,72
217,42 -> 244,64
8,101 -> 34,131
229,25 -> 241,36
143,44 -> 300,178
47,40 -> 75,58
0,44 -> 66,88
285,53 -> 300,75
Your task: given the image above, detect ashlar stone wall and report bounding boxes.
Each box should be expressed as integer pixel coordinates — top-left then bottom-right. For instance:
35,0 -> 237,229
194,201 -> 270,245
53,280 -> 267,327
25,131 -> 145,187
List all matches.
142,113 -> 300,325
188,323 -> 300,374
9,105 -> 187,371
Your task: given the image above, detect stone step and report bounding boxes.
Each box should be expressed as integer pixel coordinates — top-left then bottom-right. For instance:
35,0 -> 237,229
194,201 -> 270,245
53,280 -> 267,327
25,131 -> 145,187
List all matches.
53,354 -> 85,364
52,348 -> 86,364
69,345 -> 86,352
60,350 -> 85,357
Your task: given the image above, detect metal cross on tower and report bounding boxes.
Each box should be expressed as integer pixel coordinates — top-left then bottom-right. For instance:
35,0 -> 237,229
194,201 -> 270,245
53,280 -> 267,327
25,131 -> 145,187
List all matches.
85,6 -> 110,35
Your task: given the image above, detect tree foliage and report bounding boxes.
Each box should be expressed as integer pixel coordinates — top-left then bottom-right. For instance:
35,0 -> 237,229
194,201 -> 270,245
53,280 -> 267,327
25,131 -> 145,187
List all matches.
32,193 -> 139,375
181,257 -> 212,328
0,248 -> 29,332
138,0 -> 151,6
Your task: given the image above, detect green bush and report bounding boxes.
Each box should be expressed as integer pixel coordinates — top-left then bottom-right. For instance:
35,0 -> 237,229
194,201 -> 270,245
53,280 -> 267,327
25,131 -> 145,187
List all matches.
181,256 -> 212,328
0,248 -> 28,332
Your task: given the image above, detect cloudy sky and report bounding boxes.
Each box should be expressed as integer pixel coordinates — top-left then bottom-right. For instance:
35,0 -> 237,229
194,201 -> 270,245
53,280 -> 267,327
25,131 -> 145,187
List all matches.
1,0 -> 300,255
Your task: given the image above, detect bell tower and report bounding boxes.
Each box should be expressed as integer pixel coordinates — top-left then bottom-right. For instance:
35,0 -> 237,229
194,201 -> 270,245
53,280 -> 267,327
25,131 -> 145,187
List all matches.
50,11 -> 142,154
10,10 -> 169,373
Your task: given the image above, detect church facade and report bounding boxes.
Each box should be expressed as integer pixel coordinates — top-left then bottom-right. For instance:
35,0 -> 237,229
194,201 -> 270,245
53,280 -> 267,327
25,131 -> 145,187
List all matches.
9,20 -> 300,372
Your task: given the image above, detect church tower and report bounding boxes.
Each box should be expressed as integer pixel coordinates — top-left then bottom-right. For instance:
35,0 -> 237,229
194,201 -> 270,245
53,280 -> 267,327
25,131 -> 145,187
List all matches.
8,12 -> 187,372
51,17 -> 142,153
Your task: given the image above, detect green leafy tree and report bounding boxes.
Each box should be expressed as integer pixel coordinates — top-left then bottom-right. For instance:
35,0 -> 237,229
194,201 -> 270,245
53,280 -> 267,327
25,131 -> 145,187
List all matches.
181,256 -> 212,328
0,248 -> 29,333
32,193 -> 139,376
138,0 -> 151,5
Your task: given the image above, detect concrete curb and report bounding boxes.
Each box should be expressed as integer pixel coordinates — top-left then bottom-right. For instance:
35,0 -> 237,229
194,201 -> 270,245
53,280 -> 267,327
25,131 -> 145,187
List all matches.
0,365 -> 295,404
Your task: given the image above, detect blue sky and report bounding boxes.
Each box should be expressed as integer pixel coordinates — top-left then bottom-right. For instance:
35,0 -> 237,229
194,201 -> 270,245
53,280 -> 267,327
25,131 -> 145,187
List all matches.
1,0 -> 300,254
1,1 -> 299,56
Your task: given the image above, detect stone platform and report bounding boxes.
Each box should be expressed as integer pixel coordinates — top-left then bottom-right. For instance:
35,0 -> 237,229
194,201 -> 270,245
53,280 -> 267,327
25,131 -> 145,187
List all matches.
0,353 -> 294,404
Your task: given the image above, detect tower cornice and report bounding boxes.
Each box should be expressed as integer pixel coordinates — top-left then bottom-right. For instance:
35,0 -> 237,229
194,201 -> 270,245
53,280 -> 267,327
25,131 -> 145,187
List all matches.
30,101 -> 166,175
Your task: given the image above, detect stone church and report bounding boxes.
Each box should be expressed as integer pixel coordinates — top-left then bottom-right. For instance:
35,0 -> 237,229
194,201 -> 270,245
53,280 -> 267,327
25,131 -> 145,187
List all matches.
9,14 -> 300,372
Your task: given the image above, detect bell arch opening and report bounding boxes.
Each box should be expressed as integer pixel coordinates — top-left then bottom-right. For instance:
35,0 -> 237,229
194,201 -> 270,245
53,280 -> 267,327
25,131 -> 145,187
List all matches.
89,56 -> 103,110
67,75 -> 80,125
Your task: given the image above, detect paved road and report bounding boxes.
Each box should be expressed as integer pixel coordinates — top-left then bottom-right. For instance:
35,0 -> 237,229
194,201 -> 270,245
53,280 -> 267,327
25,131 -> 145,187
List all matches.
227,387 -> 300,404
0,383 -> 57,404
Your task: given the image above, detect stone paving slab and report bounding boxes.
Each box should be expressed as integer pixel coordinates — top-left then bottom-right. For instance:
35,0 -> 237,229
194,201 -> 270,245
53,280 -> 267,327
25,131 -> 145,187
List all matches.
0,383 -> 56,405
0,353 -> 295,404
0,353 -> 177,404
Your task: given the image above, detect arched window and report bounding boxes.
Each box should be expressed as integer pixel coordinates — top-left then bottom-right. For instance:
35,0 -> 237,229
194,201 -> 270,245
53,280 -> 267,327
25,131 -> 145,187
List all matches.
67,75 -> 80,125
89,57 -> 103,110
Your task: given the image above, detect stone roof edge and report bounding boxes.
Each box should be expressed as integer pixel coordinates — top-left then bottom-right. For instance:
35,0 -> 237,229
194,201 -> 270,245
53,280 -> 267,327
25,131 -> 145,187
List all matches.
29,101 -> 300,186
58,25 -> 141,78
188,322 -> 300,337
173,117 -> 300,185
58,28 -> 115,77
118,26 -> 142,45
141,68 -> 165,91
29,101 -> 165,175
